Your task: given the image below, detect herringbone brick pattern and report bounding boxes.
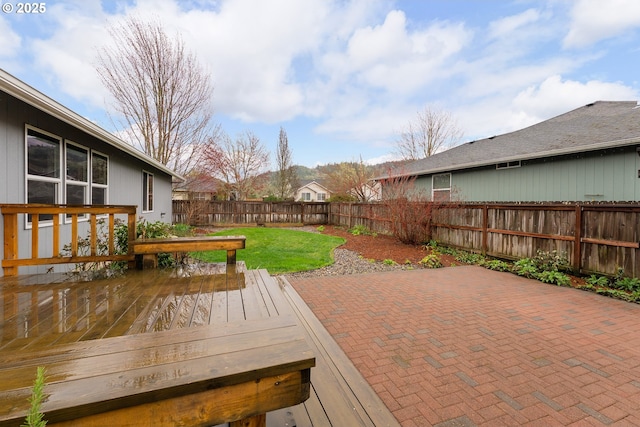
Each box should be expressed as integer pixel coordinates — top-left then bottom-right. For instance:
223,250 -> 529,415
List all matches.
287,266 -> 640,426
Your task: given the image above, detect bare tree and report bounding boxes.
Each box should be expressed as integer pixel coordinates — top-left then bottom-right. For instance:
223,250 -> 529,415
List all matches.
203,131 -> 270,200
395,106 -> 463,160
322,158 -> 377,202
96,17 -> 215,175
273,127 -> 298,200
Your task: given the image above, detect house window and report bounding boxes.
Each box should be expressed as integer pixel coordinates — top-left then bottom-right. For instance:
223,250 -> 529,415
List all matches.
317,193 -> 326,201
432,173 -> 451,202
91,152 -> 109,205
301,192 -> 311,201
143,171 -> 154,212
26,127 -> 61,221
496,161 -> 521,169
65,142 -> 89,219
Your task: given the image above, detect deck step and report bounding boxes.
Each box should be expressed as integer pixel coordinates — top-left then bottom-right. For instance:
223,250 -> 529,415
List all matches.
267,274 -> 400,427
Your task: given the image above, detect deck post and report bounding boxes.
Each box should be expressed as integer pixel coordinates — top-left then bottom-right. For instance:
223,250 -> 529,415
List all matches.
2,212 -> 18,276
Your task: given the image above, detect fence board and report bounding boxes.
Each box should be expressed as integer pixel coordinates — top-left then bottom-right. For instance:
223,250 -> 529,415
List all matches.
173,201 -> 640,278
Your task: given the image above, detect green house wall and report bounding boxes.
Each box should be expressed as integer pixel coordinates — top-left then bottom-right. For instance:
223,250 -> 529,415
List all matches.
413,146 -> 640,202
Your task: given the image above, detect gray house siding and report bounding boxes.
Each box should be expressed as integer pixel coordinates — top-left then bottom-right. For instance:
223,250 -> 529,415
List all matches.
0,87 -> 175,276
414,146 -> 640,202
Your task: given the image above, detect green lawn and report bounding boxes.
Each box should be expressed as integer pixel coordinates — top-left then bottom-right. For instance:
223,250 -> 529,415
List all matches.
192,227 -> 345,274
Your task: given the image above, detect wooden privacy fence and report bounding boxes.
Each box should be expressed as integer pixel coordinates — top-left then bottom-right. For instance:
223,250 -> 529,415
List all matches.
329,202 -> 640,278
172,200 -> 329,226
172,200 -> 640,277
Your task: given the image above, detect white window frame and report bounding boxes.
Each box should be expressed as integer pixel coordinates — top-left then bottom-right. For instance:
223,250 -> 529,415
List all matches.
143,170 -> 154,212
301,192 -> 311,201
64,140 -> 90,222
25,125 -> 62,227
432,173 -> 451,202
91,150 -> 109,206
317,193 -> 326,201
496,160 -> 521,170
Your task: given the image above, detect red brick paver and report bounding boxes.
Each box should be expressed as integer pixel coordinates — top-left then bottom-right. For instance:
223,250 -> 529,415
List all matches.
287,266 -> 640,426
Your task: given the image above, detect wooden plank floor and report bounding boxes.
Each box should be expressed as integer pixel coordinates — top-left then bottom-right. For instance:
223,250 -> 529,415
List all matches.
0,263 -> 273,352
0,265 -> 398,426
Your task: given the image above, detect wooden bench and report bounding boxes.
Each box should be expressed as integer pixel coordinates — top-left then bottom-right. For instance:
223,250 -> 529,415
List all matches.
0,316 -> 314,427
130,235 -> 246,269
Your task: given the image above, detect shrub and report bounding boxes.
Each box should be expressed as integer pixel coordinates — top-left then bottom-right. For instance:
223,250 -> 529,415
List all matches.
172,223 -> 194,237
533,250 -> 569,272
512,258 -> 539,278
455,251 -> 485,264
419,254 -> 442,268
349,224 -> 375,236
586,274 -> 609,287
383,259 -> 397,266
482,259 -> 511,272
537,270 -> 571,286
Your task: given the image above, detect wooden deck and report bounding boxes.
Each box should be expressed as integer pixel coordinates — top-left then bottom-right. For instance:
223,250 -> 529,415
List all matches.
0,264 -> 398,426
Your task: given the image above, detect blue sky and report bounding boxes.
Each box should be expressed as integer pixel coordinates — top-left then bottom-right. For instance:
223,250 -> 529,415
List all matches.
1,0 -> 639,168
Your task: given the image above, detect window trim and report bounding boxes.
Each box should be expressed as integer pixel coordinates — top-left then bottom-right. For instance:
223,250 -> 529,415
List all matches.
432,173 -> 451,201
143,170 -> 154,212
64,140 -> 90,222
496,160 -> 521,170
25,125 -> 62,227
91,150 -> 109,206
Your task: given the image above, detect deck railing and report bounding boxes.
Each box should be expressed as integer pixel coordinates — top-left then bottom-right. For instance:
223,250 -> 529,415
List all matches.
1,204 -> 137,276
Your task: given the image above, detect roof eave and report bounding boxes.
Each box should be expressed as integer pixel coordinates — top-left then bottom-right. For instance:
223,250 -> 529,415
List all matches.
0,69 -> 185,181
407,136 -> 640,177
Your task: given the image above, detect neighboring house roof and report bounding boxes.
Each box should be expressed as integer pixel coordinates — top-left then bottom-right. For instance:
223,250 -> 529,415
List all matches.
173,174 -> 221,193
386,101 -> 640,178
0,68 -> 184,181
297,180 -> 331,193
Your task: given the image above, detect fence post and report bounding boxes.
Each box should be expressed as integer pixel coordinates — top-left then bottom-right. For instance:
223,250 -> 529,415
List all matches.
573,204 -> 582,272
482,204 -> 488,255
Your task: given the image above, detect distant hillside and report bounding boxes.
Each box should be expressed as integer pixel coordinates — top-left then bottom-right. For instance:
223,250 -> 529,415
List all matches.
290,160 -> 408,182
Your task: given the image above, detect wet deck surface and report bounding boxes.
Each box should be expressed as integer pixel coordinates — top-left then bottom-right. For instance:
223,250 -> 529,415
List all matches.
0,263 -> 273,350
0,264 -> 315,426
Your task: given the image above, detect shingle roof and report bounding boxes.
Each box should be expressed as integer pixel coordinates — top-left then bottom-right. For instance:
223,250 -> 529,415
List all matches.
391,101 -> 640,178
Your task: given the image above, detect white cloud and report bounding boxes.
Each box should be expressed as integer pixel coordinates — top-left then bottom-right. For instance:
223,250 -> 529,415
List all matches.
512,74 -> 638,121
564,0 -> 640,48
487,8 -> 541,40
0,17 -> 22,57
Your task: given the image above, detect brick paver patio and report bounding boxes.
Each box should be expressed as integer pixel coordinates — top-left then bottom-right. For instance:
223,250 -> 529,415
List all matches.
287,266 -> 640,426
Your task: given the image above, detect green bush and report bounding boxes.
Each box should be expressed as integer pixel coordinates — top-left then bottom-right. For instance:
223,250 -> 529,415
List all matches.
537,270 -> 571,286
349,224 -> 375,236
419,254 -> 442,268
455,251 -> 485,264
586,274 -> 609,287
172,223 -> 194,237
512,258 -> 539,278
482,259 -> 511,272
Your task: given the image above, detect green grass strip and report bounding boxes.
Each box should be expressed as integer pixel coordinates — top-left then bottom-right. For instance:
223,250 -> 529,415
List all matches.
192,227 -> 345,274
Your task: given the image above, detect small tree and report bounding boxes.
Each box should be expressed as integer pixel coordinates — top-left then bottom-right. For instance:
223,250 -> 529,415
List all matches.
321,158 -> 377,202
395,106 -> 463,160
273,127 -> 298,200
203,131 -> 270,200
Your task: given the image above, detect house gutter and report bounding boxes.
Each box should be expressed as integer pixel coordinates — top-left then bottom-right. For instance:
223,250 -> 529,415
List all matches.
0,69 -> 185,182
